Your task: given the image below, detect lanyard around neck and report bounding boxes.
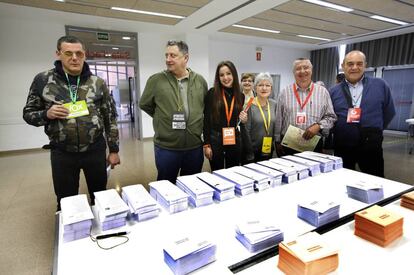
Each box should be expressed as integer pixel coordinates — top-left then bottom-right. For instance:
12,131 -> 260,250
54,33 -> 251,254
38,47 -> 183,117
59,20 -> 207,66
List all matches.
222,89 -> 235,127
65,73 -> 80,103
256,97 -> 271,135
293,83 -> 314,111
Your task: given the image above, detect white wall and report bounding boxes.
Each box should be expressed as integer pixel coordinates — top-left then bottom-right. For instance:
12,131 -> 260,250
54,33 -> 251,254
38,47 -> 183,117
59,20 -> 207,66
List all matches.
208,40 -> 309,90
0,2 -> 310,150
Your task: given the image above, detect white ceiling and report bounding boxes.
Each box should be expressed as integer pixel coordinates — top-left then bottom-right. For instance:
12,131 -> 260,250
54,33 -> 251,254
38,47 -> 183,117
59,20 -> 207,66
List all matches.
2,0 -> 413,48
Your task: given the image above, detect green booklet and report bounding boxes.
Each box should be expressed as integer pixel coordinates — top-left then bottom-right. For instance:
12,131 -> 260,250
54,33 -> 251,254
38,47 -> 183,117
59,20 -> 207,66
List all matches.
281,125 -> 320,152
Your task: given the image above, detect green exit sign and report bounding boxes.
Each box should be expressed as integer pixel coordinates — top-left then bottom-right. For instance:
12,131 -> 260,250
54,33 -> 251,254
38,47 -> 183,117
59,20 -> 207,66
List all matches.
96,32 -> 110,41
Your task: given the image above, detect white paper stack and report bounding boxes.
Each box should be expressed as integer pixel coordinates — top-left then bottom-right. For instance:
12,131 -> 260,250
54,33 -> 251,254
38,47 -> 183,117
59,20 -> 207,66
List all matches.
163,236 -> 216,275
297,200 -> 340,227
229,166 -> 271,192
176,175 -> 215,207
235,220 -> 284,253
195,172 -> 235,201
149,180 -> 189,214
295,152 -> 334,173
269,158 -> 310,180
346,181 -> 384,203
244,163 -> 284,187
213,169 -> 254,196
61,194 -> 94,242
281,155 -> 321,176
94,189 -> 129,231
121,184 -> 160,222
258,160 -> 298,184
299,151 -> 343,170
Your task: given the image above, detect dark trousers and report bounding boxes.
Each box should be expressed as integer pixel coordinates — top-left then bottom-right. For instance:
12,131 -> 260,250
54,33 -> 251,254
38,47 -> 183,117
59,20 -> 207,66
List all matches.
51,147 -> 107,209
209,132 -> 242,171
154,145 -> 204,183
334,145 -> 384,177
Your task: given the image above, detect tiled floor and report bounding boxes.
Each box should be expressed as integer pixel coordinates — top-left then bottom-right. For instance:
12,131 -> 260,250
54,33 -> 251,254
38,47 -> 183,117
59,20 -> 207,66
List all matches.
0,125 -> 412,275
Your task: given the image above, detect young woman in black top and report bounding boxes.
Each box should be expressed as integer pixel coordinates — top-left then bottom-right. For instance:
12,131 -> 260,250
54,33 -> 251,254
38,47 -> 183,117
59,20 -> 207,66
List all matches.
203,60 -> 247,171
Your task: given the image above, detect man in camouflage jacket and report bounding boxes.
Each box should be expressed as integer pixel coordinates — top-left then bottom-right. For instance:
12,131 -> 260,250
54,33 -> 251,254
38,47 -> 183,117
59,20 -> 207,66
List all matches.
23,36 -> 120,209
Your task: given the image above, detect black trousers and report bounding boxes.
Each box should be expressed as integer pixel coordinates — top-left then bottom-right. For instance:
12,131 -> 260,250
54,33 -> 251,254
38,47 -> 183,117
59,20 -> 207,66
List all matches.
51,147 -> 107,209
334,128 -> 384,178
334,145 -> 384,177
209,130 -> 241,171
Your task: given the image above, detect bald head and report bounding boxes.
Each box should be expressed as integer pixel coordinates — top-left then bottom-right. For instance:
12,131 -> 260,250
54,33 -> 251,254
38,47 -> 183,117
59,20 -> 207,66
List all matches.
342,50 -> 367,84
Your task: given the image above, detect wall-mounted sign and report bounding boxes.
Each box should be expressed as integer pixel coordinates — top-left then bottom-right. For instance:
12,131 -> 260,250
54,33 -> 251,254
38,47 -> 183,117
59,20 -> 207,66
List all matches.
256,46 -> 262,61
86,51 -> 130,59
96,32 -> 110,41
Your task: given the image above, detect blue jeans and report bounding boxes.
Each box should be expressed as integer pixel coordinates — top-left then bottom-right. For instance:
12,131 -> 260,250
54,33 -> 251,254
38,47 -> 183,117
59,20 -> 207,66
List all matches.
154,145 -> 204,183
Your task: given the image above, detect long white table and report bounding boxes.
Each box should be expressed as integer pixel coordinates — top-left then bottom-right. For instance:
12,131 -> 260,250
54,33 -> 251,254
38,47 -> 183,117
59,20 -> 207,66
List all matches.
238,199 -> 414,275
53,169 -> 413,275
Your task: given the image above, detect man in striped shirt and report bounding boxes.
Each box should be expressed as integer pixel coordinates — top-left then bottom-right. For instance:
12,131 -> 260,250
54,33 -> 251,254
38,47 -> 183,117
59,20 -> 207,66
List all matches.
275,58 -> 337,156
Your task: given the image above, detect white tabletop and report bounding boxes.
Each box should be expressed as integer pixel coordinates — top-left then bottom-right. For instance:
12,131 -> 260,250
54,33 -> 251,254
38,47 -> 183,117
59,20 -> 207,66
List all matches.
406,118 -> 414,124
54,169 -> 413,275
238,200 -> 414,275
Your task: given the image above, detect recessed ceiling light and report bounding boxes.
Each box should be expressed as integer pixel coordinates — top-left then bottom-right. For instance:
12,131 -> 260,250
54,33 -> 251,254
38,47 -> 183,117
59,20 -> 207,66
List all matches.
370,15 -> 408,25
302,0 -> 353,12
112,47 -> 119,50
297,34 -> 331,41
111,7 -> 185,19
232,24 -> 280,34
122,37 -> 131,40
54,0 -> 65,2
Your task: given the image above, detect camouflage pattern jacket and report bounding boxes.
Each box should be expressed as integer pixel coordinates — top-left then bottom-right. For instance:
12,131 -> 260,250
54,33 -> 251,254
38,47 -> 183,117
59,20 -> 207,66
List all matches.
23,61 -> 119,153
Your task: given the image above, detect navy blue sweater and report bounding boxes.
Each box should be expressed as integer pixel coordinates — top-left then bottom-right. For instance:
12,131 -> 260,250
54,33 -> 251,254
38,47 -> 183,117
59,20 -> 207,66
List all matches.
329,76 -> 395,147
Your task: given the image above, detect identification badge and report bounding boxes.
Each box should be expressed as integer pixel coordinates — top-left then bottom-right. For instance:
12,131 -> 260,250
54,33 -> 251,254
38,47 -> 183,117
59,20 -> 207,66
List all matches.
222,127 -> 236,145
296,112 -> 307,125
63,100 -> 89,119
172,112 -> 186,129
261,136 -> 272,154
347,108 -> 361,123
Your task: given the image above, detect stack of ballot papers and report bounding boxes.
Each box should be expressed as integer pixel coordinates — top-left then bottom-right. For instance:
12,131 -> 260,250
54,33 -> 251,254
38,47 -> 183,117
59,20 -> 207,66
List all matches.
235,220 -> 284,253
295,152 -> 334,173
270,158 -> 310,180
258,160 -> 298,184
94,189 -> 129,231
244,163 -> 283,187
60,194 -> 94,242
354,205 -> 404,247
121,184 -> 159,221
281,155 -> 321,176
176,175 -> 215,207
228,166 -> 271,191
401,191 -> 414,210
196,172 -> 235,201
297,200 -> 340,227
163,236 -> 216,275
149,180 -> 189,214
278,232 -> 339,275
346,181 -> 384,203
213,169 -> 254,196
299,151 -> 343,170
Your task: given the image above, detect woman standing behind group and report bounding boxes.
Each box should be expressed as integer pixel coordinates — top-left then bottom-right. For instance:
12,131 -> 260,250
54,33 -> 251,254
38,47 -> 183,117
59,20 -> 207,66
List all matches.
241,73 -> 255,107
244,73 -> 277,162
203,61 -> 247,171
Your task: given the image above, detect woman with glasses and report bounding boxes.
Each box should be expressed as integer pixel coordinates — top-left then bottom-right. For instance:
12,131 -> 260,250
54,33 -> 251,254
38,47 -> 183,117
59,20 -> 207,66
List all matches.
244,72 -> 277,162
203,61 -> 247,170
241,73 -> 255,108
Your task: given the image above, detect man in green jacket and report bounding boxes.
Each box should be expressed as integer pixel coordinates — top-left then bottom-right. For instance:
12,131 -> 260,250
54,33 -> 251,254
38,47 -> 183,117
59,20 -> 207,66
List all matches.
140,40 -> 208,183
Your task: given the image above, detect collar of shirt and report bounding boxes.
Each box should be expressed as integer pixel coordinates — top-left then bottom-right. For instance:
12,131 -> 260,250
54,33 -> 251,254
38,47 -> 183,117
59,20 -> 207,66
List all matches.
345,75 -> 364,89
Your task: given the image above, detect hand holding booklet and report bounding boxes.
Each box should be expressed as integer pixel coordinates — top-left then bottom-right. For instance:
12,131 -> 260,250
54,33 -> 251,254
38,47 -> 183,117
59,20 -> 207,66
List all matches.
281,125 -> 320,152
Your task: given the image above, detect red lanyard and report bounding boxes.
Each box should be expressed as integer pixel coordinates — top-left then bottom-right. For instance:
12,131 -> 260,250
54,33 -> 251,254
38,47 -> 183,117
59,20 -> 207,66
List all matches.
222,89 -> 235,127
293,83 -> 314,111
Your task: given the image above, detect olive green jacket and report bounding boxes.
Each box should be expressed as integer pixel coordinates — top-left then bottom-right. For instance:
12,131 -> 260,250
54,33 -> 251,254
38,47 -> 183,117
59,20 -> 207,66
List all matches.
139,69 -> 208,150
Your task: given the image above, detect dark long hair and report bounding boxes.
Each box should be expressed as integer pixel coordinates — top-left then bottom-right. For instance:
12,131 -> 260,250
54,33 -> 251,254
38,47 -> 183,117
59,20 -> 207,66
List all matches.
212,61 -> 243,123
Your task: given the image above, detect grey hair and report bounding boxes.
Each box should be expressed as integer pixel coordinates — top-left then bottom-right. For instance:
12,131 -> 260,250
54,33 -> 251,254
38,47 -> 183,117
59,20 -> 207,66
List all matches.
254,72 -> 273,87
292,58 -> 312,72
166,40 -> 189,55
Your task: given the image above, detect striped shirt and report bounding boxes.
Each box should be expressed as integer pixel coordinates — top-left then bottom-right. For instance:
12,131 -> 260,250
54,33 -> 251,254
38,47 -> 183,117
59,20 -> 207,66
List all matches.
274,82 -> 337,142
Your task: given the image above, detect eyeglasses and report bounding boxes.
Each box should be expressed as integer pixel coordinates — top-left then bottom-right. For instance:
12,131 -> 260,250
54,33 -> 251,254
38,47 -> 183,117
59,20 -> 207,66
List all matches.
257,84 -> 272,88
61,50 -> 85,58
